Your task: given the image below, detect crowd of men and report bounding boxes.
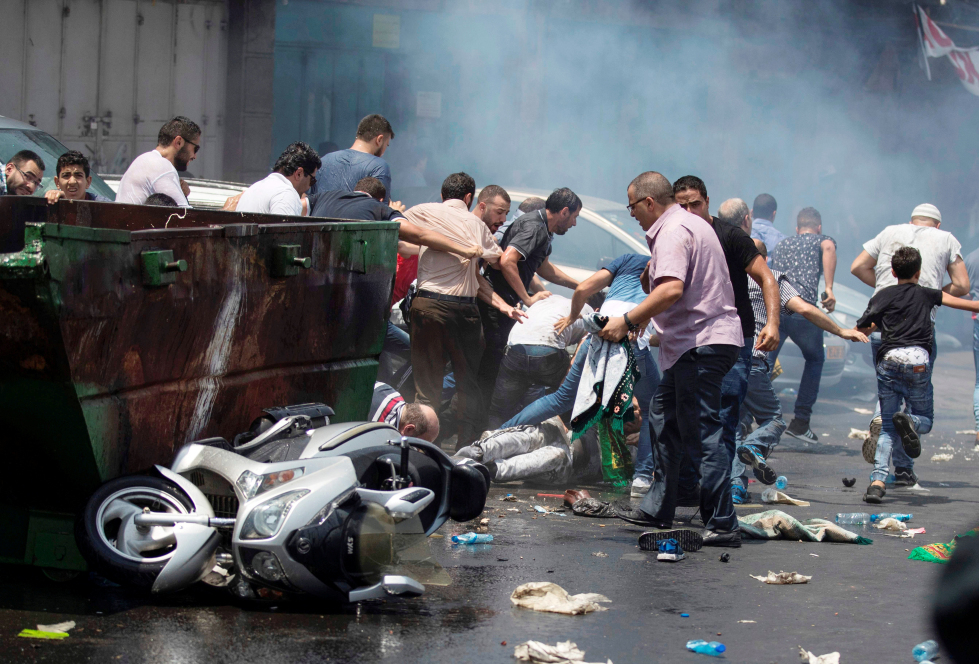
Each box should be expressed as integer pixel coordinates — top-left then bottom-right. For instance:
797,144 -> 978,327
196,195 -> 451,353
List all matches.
5,112 -> 979,551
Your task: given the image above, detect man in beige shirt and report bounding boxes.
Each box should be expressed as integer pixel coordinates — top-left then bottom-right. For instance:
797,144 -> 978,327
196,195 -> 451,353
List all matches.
405,172 -> 525,446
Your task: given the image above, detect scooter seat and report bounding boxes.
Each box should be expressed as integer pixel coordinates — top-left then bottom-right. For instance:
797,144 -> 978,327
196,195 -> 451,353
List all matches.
449,461 -> 490,522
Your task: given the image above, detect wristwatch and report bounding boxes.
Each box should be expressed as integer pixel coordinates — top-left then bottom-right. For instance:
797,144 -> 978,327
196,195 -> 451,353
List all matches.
623,312 -> 639,332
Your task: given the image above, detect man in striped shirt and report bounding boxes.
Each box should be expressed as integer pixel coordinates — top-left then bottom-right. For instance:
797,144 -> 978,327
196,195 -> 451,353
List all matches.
370,382 -> 441,442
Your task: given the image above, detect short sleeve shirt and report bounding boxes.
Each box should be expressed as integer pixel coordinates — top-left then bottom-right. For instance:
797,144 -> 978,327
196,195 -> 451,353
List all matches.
966,246 -> 979,301
748,269 -> 801,357
507,295 -> 591,349
116,150 -> 190,206
308,190 -> 404,222
488,210 -> 552,306
863,224 -> 962,295
602,253 -> 650,305
712,217 -> 761,338
857,284 -> 944,365
316,150 -> 392,202
645,204 -> 743,370
770,233 -> 836,305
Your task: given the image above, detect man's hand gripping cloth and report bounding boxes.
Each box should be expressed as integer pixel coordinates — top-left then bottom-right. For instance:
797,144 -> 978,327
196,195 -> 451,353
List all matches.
570,314 -> 638,486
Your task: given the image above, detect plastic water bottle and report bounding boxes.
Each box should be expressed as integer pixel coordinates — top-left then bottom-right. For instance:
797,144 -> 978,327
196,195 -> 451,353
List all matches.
451,532 -> 493,544
760,487 -> 779,503
870,513 -> 913,523
775,476 -> 788,490
686,640 -> 726,657
835,512 -> 870,526
912,640 -> 939,662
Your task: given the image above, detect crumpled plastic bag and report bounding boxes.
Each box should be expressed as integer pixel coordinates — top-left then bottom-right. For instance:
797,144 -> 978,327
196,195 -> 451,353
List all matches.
761,490 -> 810,506
798,646 -> 840,663
510,582 -> 611,615
848,427 -> 870,440
874,517 -> 907,531
571,497 -> 617,518
513,640 -> 612,663
750,570 -> 812,584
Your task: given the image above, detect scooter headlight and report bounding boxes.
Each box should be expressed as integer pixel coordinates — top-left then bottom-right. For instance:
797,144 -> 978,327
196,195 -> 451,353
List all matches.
236,467 -> 305,500
240,490 -> 309,540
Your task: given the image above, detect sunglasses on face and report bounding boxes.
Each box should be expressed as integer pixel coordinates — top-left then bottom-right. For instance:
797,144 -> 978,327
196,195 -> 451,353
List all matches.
183,138 -> 200,154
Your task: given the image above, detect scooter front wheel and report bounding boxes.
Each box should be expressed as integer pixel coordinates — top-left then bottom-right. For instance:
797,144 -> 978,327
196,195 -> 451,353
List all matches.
76,475 -> 194,589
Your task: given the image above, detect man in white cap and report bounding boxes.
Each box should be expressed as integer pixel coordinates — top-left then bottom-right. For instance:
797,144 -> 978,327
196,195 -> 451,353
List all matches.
851,203 -> 969,485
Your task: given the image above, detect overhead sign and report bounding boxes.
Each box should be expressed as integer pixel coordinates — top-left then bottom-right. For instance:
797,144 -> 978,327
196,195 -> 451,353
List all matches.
416,92 -> 442,119
373,14 -> 400,49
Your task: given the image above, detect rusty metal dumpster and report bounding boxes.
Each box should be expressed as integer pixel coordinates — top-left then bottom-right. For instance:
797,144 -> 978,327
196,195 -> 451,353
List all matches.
0,197 -> 398,570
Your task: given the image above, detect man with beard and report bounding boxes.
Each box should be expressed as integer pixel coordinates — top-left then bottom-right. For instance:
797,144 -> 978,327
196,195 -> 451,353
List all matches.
0,150 -> 45,196
116,116 -> 198,206
236,142 -> 321,217
471,185 -> 511,235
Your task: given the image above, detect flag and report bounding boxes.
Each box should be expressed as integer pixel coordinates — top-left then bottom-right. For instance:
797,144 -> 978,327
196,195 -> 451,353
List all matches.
916,4 -> 979,97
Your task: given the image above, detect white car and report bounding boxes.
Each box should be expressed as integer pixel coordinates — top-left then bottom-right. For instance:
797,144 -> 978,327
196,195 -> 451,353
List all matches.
100,174 -> 245,210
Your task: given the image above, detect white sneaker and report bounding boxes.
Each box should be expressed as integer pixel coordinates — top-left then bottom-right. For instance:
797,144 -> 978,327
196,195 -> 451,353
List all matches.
631,476 -> 652,498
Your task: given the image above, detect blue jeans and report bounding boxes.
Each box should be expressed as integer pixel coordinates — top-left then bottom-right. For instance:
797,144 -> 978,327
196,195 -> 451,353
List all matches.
732,354 -> 786,489
639,344 -> 740,532
488,346 -> 570,428
502,337 -> 661,480
872,359 -> 934,482
771,315 -> 824,422
974,317 -> 979,430
870,329 -> 936,470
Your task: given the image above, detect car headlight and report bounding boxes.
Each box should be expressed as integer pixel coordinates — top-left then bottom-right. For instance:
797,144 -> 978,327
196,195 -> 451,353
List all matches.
240,490 -> 309,540
236,467 -> 305,500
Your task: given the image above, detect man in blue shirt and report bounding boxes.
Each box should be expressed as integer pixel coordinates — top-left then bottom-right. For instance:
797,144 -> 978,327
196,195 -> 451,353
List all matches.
315,114 -> 394,202
749,193 -> 785,258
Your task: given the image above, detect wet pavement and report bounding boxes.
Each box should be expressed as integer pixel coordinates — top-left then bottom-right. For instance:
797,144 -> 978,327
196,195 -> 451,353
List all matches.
3,351 -> 979,663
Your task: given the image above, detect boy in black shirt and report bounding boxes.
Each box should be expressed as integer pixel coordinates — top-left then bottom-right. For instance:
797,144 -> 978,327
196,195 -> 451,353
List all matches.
856,246 -> 979,503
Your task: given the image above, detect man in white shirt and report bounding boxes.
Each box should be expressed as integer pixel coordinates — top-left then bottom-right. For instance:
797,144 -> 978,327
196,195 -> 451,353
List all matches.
850,202 -> 969,480
236,142 -> 321,217
116,117 -> 199,206
487,294 -> 593,428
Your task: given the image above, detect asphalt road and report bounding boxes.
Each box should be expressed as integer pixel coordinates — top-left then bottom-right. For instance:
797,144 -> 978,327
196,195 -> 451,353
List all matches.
2,351 -> 978,663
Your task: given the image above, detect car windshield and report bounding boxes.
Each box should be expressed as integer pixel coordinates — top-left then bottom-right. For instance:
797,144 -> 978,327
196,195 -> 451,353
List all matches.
592,208 -> 647,244
0,129 -> 115,200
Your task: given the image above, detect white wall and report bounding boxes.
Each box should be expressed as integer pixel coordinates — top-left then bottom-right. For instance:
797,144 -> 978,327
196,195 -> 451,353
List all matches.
0,0 -> 228,180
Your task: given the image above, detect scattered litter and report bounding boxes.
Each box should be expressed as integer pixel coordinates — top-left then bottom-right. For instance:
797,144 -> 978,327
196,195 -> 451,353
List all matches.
821,433 -> 829,437
810,553 -> 819,557
741,510 -> 872,544
537,493 -> 565,499
37,621 -> 75,633
751,571 -> 812,585
508,508 -> 521,512
956,430 -> 977,435
719,553 -> 730,563
853,407 -> 874,415
686,640 -> 725,657
737,620 -> 756,624
680,613 -> 690,618
912,639 -> 939,663
909,527 -> 979,563
798,646 -> 840,664
591,552 -> 608,558
564,489 -> 591,507
874,518 -> 907,531
430,533 -> 444,538
500,493 -> 517,502
842,478 -> 856,487
931,453 -> 954,462
848,428 -> 869,440
18,629 -> 70,640
907,483 -> 931,492
571,497 -> 617,518
452,532 -> 493,544
940,482 -> 950,487
510,583 -> 611,615
534,505 -> 548,513
513,640 -> 612,664
760,488 -> 810,506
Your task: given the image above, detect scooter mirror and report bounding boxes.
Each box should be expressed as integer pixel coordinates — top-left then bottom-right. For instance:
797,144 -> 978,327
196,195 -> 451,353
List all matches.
356,487 -> 434,520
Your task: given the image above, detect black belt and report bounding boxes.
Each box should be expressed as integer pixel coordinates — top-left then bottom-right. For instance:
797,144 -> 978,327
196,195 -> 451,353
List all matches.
416,289 -> 476,304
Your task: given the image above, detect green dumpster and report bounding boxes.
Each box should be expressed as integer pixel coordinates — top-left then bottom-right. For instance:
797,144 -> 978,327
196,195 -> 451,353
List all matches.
0,197 -> 398,570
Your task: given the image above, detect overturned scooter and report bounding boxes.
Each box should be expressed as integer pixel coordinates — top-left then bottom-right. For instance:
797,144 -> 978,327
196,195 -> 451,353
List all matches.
76,403 -> 490,602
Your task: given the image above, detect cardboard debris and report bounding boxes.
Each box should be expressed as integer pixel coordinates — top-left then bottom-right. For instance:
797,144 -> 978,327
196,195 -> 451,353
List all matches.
513,640 -> 612,664
750,571 -> 812,585
510,582 -> 611,615
760,490 -> 810,506
798,646 -> 840,664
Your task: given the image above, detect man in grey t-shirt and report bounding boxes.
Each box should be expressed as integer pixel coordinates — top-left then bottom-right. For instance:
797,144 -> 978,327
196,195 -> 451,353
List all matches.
851,203 -> 969,482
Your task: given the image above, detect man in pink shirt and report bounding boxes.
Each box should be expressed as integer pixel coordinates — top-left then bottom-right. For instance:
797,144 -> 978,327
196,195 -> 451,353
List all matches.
600,171 -> 744,550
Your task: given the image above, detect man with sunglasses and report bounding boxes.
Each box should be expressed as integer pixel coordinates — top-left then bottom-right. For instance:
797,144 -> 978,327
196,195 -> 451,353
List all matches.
236,142 -> 321,217
117,116 -> 200,206
1,150 -> 45,196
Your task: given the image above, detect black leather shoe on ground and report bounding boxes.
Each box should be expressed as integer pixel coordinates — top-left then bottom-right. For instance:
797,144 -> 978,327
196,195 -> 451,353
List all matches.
701,529 -> 741,548
892,412 -> 921,459
614,505 -> 672,528
677,483 -> 701,507
639,529 -> 704,553
863,483 -> 885,504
